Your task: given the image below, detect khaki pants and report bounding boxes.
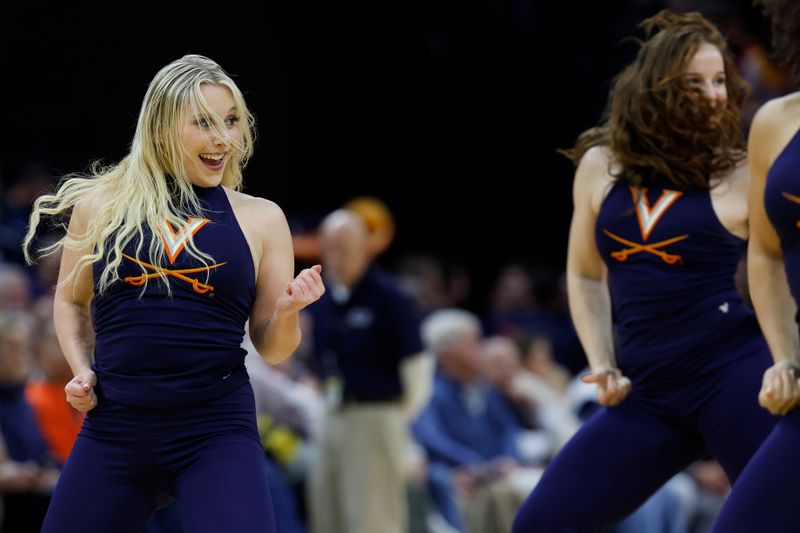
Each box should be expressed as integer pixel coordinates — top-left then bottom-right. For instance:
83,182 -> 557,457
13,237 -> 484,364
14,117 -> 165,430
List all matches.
464,467 -> 543,533
309,403 -> 408,533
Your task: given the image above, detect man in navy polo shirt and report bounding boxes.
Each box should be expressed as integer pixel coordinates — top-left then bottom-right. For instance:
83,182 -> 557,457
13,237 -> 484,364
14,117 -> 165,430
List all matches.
307,209 -> 429,533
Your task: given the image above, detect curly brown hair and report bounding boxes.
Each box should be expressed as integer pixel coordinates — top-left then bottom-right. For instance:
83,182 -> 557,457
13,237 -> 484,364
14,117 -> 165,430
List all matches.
756,0 -> 800,84
563,10 -> 748,189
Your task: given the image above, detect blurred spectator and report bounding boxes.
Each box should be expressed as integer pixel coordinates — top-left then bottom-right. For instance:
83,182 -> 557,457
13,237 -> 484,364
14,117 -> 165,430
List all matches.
0,310 -> 59,533
0,264 -> 32,312
413,309 -> 531,533
482,336 -> 579,457
307,209 -> 429,533
246,334 -> 324,443
24,299 -> 84,466
519,334 -> 572,392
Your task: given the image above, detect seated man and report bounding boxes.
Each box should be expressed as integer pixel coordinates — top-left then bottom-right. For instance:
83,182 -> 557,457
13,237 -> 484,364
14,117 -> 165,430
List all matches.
413,309 -> 531,533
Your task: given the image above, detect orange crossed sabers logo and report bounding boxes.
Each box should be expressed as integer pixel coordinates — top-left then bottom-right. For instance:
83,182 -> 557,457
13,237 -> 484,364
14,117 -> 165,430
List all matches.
603,230 -> 689,265
782,192 -> 800,228
122,253 -> 228,294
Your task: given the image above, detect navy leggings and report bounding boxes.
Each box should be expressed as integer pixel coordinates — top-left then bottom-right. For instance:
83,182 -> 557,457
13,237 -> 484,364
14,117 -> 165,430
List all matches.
712,407 -> 800,533
41,382 -> 276,533
512,351 -> 776,533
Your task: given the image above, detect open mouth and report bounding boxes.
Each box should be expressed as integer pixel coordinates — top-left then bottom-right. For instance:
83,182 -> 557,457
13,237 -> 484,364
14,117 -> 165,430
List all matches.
198,152 -> 226,171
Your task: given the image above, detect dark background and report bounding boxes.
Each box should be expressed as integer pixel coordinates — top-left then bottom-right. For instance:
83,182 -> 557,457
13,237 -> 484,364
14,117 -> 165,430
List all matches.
0,0 -> 770,308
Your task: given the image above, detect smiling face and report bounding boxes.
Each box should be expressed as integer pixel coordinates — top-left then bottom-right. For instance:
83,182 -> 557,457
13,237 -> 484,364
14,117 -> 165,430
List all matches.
683,42 -> 727,109
179,84 -> 242,188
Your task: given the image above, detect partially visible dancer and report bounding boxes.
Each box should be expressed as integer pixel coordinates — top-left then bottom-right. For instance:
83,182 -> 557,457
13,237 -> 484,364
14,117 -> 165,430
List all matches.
712,2 -> 800,531
513,10 -> 776,532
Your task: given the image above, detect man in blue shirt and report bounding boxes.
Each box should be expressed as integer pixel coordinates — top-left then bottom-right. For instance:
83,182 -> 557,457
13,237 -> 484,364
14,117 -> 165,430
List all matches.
308,209 -> 429,533
413,309 -> 523,532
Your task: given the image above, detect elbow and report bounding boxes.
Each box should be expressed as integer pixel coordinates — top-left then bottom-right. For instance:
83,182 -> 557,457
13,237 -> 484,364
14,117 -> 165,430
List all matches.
261,352 -> 292,366
567,268 -> 605,285
260,348 -> 296,366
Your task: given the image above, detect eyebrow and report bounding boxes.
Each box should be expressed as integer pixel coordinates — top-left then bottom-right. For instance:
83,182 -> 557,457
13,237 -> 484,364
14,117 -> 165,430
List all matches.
192,106 -> 239,118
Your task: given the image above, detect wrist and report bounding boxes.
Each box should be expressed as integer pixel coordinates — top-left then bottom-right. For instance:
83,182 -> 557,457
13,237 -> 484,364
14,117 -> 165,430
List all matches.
272,308 -> 299,323
590,365 -> 618,375
71,365 -> 93,377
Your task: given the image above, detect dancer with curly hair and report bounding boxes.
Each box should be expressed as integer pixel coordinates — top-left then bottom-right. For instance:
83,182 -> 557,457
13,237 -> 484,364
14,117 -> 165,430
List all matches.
512,10 -> 776,532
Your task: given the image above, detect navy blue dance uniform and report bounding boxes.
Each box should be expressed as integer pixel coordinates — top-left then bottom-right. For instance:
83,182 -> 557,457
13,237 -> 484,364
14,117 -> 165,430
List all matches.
41,185 -> 276,533
713,128 -> 800,533
513,178 -> 776,532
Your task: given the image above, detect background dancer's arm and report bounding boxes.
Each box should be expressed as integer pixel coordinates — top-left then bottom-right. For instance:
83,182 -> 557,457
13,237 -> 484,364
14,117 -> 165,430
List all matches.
567,147 -> 631,406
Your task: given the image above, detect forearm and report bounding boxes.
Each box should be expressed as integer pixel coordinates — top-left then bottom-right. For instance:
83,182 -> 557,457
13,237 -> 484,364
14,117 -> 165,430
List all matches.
252,310 -> 302,365
53,298 -> 95,375
749,250 -> 800,365
414,418 -> 484,466
567,271 -> 616,372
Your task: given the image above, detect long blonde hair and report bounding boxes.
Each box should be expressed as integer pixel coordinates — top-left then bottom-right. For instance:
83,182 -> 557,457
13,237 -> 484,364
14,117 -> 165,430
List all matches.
23,55 -> 256,295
